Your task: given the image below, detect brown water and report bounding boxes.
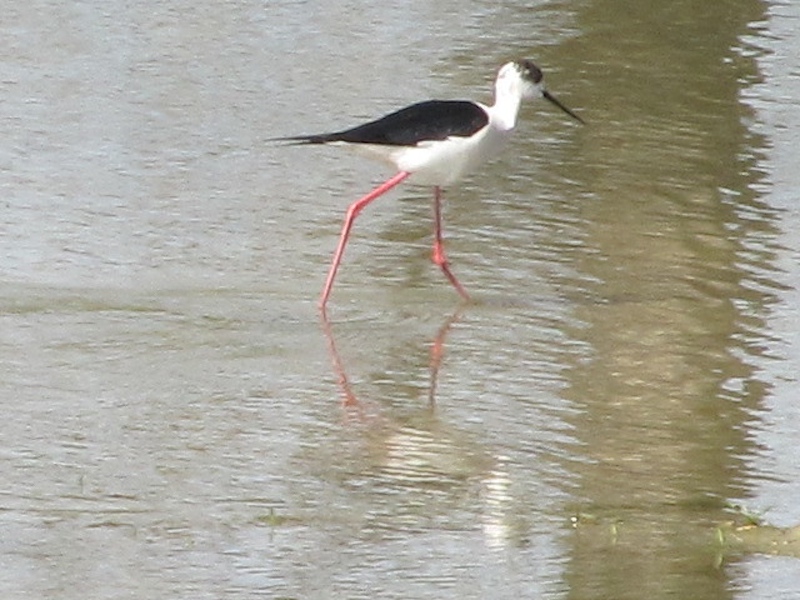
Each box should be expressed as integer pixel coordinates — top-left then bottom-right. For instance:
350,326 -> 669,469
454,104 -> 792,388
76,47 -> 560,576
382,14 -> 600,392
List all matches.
2,0 -> 800,598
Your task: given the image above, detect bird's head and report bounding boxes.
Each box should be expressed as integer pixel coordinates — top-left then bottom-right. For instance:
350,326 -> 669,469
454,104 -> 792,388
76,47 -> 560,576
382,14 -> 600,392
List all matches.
498,60 -> 584,124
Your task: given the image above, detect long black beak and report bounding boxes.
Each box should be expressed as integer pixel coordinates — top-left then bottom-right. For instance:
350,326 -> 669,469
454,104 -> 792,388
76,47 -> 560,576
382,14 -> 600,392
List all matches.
543,90 -> 584,124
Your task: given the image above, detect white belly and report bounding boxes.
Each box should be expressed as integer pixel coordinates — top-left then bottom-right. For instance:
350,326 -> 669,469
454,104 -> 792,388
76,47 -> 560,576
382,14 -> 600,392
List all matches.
354,124 -> 513,187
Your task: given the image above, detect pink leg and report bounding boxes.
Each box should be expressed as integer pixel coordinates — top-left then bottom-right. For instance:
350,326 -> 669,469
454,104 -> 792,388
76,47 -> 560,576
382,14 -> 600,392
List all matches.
320,171 -> 411,308
431,186 -> 470,301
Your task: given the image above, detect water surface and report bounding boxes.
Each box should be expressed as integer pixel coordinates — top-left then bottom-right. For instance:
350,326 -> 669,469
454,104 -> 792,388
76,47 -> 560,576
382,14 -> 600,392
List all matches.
2,0 -> 799,598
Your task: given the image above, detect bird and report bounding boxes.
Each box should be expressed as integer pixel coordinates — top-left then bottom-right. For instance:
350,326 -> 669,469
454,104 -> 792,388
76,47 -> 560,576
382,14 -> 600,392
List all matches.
273,59 -> 584,308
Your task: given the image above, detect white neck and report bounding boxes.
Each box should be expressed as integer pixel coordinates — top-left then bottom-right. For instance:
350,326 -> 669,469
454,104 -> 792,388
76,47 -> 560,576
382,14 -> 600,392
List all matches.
490,70 -> 525,131
491,94 -> 522,132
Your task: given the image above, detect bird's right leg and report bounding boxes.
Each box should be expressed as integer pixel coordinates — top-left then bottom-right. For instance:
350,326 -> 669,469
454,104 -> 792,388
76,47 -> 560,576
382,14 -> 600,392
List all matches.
431,186 -> 470,301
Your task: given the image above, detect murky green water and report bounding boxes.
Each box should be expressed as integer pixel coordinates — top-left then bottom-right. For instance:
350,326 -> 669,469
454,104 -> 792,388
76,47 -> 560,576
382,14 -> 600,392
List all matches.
2,0 -> 799,598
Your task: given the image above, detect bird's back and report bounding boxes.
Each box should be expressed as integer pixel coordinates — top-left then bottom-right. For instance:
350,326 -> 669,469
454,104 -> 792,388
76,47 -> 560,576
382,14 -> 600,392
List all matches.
292,100 -> 489,147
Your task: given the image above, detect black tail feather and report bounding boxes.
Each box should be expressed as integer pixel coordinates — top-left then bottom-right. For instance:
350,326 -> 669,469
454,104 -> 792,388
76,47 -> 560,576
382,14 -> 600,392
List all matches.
267,134 -> 338,145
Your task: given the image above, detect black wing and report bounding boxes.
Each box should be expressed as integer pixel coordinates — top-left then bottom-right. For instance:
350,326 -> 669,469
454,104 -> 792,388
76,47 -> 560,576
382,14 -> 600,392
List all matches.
274,100 -> 488,147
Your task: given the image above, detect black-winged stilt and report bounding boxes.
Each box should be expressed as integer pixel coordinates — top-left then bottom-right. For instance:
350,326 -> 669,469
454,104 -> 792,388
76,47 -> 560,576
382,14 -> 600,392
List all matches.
275,60 -> 583,308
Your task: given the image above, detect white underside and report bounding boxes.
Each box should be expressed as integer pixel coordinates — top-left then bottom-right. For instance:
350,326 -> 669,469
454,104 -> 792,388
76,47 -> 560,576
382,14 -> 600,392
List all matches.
338,111 -> 515,187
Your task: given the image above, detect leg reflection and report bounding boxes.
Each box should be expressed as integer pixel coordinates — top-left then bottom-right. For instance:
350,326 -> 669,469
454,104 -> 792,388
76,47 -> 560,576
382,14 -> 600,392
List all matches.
319,307 -> 465,413
428,308 -> 464,407
319,307 -> 360,413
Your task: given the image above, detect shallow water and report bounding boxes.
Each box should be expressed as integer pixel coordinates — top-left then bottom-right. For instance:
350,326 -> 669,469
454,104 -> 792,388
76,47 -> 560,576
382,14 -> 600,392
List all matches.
2,0 -> 800,598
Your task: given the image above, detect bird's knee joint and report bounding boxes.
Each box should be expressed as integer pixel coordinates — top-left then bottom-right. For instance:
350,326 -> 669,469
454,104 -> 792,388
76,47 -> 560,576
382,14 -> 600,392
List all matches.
432,253 -> 448,268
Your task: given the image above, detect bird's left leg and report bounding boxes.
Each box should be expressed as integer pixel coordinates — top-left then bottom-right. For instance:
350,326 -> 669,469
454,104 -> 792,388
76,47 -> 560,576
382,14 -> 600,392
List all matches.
431,186 -> 470,301
320,171 -> 411,308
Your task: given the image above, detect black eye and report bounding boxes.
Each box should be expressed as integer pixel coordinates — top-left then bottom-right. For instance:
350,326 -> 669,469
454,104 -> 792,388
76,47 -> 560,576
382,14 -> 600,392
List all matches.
520,60 -> 543,84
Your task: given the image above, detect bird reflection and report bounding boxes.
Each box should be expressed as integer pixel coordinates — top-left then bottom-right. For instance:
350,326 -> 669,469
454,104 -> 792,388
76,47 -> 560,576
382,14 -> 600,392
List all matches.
319,307 -> 463,413
318,307 -> 522,549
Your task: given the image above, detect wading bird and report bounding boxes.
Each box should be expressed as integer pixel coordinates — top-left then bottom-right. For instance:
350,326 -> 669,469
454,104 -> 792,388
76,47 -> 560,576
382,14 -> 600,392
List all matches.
274,60 -> 583,308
